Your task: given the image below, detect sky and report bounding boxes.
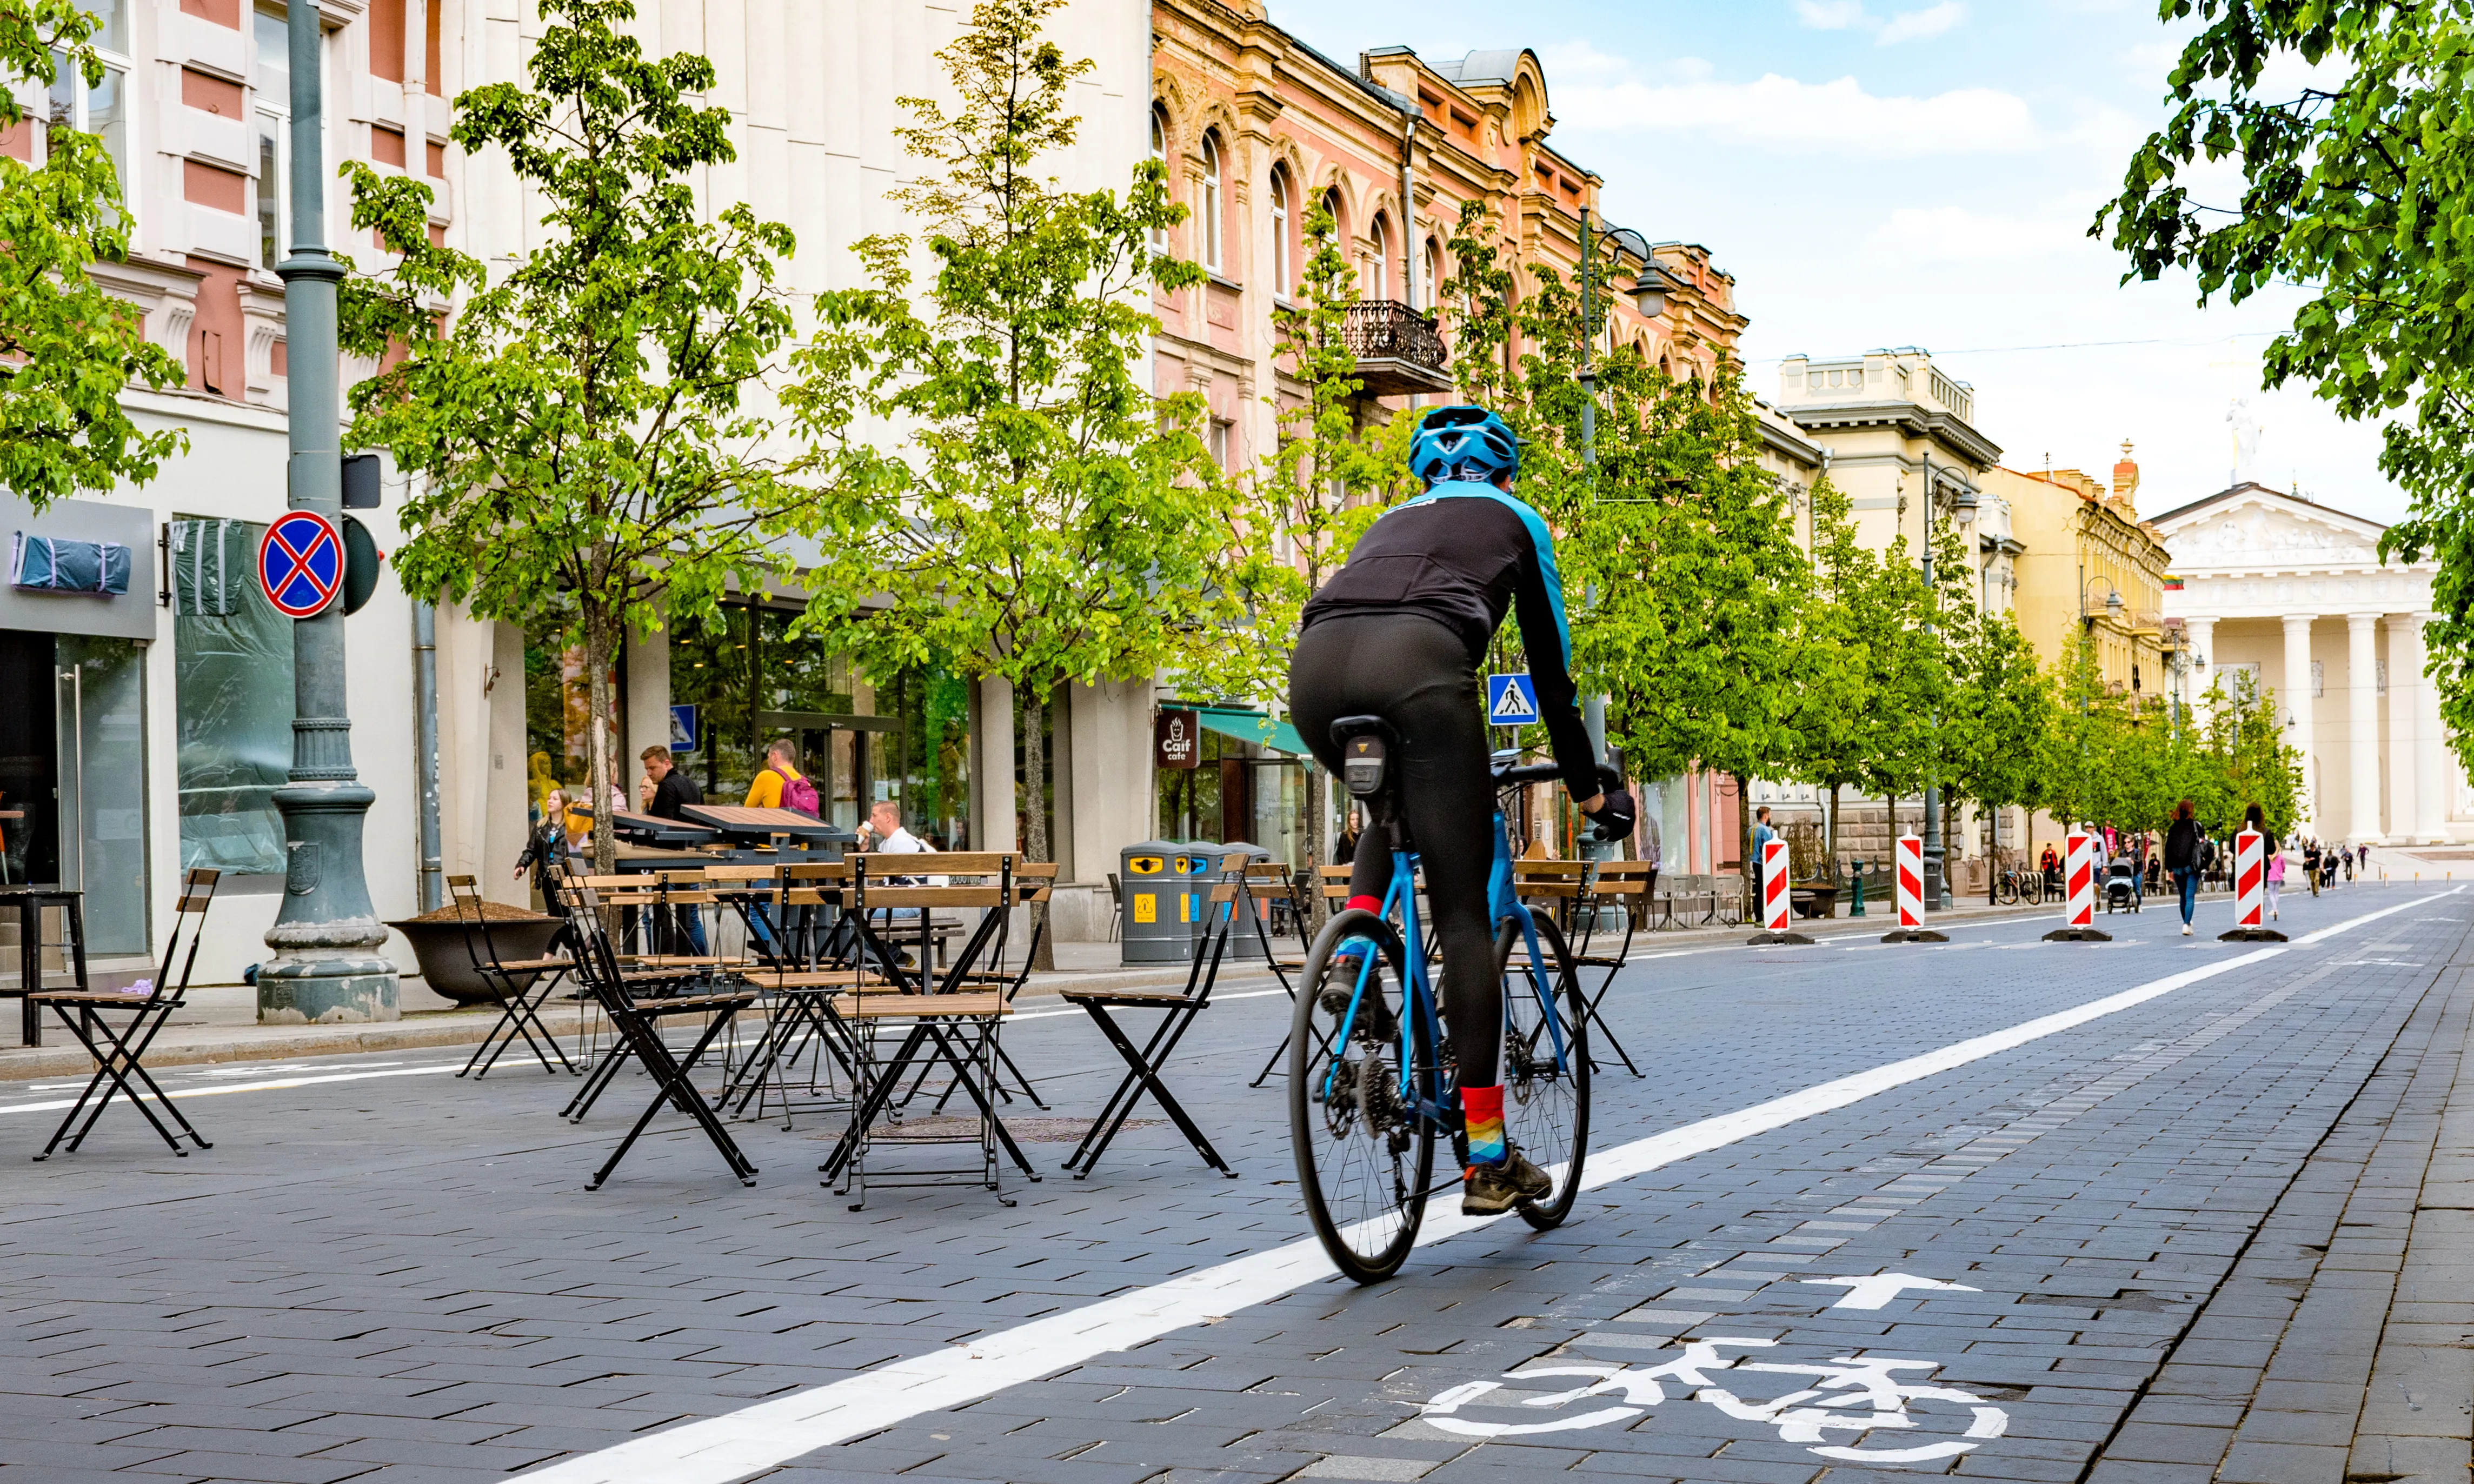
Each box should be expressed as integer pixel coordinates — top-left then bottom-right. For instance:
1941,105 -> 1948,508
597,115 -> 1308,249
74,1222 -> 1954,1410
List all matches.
1260,0 -> 2400,526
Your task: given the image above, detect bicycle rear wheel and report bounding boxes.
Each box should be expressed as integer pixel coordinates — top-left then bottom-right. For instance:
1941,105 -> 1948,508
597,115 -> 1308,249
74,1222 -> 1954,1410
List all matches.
1494,908 -> 1590,1230
1290,908 -> 1435,1283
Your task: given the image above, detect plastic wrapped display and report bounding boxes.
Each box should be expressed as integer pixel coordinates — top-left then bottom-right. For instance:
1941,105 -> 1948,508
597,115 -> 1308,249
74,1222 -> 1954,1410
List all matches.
12,533 -> 131,595
174,520 -> 294,875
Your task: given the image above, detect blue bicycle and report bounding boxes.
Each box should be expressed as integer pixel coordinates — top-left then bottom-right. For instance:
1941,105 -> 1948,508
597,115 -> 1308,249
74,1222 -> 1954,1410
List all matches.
1289,716 -> 1592,1282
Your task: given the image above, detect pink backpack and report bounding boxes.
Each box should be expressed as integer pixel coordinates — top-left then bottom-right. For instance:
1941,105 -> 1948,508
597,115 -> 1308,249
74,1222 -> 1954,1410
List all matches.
770,766 -> 821,819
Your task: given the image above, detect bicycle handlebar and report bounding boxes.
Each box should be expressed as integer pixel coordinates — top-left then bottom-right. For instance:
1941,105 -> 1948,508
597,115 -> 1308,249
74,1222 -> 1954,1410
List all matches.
1492,761 -> 1564,786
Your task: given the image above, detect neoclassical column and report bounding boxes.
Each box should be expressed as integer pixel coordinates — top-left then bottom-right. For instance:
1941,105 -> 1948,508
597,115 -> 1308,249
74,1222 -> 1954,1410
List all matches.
2385,614 -> 2422,842
2283,615 -> 2317,831
2184,615 -> 2217,722
2347,613 -> 2383,842
2416,611 -> 2451,840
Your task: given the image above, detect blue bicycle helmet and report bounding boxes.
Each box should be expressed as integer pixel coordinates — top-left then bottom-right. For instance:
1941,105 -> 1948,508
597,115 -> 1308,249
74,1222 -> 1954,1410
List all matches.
1407,404 -> 1520,487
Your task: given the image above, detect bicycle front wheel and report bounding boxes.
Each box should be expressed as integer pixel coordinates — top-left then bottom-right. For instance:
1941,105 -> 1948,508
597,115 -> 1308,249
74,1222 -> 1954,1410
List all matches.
1494,908 -> 1590,1230
1290,908 -> 1435,1283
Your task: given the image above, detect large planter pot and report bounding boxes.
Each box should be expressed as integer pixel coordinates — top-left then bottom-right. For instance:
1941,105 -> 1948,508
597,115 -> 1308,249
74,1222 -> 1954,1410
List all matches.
389,916 -> 564,1007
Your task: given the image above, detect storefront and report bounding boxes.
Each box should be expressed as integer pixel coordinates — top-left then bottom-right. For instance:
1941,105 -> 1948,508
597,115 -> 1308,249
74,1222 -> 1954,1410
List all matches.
0,496 -> 155,966
1155,704 -> 1312,867
524,600 -> 977,845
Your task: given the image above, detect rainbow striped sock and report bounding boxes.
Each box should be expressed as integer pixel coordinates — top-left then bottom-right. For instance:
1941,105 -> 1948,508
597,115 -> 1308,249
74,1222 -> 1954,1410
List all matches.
1463,1083 -> 1506,1166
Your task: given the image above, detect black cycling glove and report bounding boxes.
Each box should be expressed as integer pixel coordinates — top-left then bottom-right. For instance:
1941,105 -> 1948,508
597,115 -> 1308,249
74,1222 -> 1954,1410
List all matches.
1591,787 -> 1637,843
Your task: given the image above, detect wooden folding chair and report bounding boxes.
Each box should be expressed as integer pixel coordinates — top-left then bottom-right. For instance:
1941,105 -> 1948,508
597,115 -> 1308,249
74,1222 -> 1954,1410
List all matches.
1562,860 -> 1648,1079
816,853 -> 1037,1207
558,872 -> 726,1123
724,863 -> 874,1127
29,869 -> 220,1161
556,876 -> 759,1189
447,875 -> 579,1079
1248,863 -> 1358,1088
1061,869 -> 1243,1179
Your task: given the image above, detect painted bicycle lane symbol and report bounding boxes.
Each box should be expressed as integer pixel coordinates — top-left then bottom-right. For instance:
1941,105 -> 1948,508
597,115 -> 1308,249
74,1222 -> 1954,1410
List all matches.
1418,1336 -> 2009,1465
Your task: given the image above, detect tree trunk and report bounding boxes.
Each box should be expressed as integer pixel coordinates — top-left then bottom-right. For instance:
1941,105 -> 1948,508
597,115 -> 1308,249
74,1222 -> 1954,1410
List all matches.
1018,681 -> 1055,971
584,599 -> 618,879
1827,783 -> 1841,881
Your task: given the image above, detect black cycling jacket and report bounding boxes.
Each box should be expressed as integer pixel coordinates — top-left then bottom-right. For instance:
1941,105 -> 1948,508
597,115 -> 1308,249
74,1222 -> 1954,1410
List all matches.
1301,482 -> 1599,795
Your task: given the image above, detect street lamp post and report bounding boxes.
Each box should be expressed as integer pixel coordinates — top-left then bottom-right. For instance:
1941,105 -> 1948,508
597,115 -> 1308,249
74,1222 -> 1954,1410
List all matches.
1574,208 -> 1667,891
258,0 -> 395,1023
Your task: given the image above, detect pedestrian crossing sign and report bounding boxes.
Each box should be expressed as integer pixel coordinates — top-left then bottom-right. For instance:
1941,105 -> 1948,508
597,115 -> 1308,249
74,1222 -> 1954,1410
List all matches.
1487,672 -> 1540,726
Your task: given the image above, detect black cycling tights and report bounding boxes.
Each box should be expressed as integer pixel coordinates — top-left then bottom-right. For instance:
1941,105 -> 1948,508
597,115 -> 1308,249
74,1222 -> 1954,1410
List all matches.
1289,611 -> 1501,1087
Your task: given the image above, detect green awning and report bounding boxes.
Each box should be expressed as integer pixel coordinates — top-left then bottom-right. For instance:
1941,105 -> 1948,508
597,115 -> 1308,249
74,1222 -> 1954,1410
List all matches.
1195,706 -> 1309,758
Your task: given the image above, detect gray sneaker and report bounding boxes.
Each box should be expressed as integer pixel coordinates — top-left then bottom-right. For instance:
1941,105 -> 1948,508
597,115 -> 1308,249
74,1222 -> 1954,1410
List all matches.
1462,1149 -> 1553,1215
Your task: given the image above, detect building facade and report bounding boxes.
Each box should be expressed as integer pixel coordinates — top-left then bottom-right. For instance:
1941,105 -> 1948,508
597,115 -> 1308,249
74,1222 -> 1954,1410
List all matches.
2157,482 -> 2469,846
10,0 -> 1152,995
2000,452 -> 2171,691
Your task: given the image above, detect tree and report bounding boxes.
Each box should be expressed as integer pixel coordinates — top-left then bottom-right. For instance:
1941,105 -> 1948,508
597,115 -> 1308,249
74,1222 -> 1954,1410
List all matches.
1245,205 -> 1416,899
1783,476 -> 1880,873
2203,670 -> 2306,836
1433,201 -> 1809,889
2041,633 -> 2119,833
1941,607 -> 2056,883
2094,2 -> 2474,774
336,0 -> 807,873
0,0 -> 185,505
789,0 -> 1246,944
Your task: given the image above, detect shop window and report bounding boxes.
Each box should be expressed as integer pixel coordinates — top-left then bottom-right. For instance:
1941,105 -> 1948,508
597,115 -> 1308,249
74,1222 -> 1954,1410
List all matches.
174,517 -> 291,881
522,634 -> 617,821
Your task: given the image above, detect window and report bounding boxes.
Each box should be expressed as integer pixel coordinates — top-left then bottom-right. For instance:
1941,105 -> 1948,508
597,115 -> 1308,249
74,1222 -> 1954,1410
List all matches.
1148,105 -> 1167,249
44,0 -> 131,203
1209,418 -> 1231,470
255,8 -> 289,269
1200,130 -> 1223,274
1369,215 -> 1388,301
1425,236 -> 1442,308
1268,167 -> 1289,297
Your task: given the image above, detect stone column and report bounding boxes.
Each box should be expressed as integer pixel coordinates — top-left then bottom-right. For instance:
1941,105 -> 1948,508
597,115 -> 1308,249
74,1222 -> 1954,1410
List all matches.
2416,612 -> 2450,840
2385,614 -> 2422,843
2347,613 -> 2383,842
977,676 -> 1016,852
2283,615 -> 2317,832
2184,615 -> 2216,722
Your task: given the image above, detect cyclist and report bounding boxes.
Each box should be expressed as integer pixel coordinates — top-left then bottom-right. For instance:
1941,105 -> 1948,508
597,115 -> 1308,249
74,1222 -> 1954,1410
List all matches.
1288,404 -> 1635,1216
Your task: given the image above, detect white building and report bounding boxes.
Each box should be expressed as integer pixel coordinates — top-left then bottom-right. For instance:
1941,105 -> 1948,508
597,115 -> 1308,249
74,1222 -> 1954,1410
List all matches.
6,0 -> 1150,1000
2155,481 -> 2468,844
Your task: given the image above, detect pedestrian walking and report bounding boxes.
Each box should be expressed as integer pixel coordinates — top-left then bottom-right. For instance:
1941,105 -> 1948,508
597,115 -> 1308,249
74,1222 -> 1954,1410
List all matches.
513,787 -> 574,897
2303,838 -> 2322,896
2264,836 -> 2285,920
746,737 -> 821,817
2360,842 -> 2374,879
2164,801 -> 2202,935
2343,844 -> 2356,882
1751,805 -> 1777,862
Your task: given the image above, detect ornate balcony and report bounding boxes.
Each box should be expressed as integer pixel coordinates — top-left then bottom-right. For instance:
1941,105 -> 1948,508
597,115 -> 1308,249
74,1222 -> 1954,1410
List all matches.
1339,301 -> 1453,398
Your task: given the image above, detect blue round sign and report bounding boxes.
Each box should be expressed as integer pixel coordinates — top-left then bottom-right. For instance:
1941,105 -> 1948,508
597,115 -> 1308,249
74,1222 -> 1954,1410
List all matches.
258,511 -> 344,618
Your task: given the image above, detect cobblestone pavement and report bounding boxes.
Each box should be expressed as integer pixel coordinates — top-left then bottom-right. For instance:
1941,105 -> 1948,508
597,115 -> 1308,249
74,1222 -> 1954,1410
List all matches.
1,886 -> 2466,1483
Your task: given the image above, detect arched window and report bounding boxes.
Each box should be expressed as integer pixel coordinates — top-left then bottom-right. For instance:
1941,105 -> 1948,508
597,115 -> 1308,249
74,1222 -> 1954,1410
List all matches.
1424,236 -> 1442,309
1200,130 -> 1223,274
1269,166 -> 1290,296
1148,105 -> 1167,248
1369,215 -> 1389,301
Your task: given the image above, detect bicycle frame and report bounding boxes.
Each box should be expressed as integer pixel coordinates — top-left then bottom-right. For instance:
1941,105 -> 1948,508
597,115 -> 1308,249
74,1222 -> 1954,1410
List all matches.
1318,804 -> 1573,1136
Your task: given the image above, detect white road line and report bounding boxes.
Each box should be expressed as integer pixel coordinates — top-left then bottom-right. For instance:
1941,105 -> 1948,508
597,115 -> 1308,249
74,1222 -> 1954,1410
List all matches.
509,888 -> 2457,1484
0,1063 -> 461,1115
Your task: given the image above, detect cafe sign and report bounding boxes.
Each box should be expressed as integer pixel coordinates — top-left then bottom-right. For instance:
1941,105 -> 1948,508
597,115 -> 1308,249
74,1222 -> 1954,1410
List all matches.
1154,708 -> 1200,770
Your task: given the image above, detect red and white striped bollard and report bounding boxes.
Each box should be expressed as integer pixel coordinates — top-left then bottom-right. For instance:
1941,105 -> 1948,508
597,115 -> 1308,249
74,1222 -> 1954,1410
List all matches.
1896,834 -> 1924,929
1763,839 -> 1791,931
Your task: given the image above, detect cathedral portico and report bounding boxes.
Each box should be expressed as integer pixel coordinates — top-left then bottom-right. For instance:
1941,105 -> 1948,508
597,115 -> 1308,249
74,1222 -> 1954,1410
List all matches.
2154,482 -> 2466,845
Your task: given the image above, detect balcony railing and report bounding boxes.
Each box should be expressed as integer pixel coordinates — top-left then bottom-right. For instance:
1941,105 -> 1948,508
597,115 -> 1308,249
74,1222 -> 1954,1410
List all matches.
1337,301 -> 1452,397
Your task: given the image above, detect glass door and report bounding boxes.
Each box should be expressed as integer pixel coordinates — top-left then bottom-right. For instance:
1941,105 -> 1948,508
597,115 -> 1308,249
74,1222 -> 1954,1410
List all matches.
55,636 -> 147,956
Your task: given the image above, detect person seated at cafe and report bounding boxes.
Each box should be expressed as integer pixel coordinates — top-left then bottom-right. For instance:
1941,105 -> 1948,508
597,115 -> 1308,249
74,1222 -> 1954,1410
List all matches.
638,744 -> 708,955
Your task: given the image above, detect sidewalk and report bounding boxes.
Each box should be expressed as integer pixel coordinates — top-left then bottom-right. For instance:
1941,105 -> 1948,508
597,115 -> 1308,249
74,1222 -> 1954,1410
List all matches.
0,881 -> 2269,1082
2086,915 -> 2474,1483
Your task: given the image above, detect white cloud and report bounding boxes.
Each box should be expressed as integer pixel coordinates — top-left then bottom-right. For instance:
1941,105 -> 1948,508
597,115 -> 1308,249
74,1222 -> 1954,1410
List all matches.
1541,44 -> 2045,157
1878,2 -> 1967,44
1794,0 -> 1869,29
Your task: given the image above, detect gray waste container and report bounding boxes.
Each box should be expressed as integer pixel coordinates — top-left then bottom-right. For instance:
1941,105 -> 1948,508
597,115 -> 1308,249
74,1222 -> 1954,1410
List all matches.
1120,842 -> 1211,964
1200,841 -> 1275,959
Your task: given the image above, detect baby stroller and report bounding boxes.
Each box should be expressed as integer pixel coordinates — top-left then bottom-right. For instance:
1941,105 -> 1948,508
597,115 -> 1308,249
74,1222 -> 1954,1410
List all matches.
2103,860 -> 2142,913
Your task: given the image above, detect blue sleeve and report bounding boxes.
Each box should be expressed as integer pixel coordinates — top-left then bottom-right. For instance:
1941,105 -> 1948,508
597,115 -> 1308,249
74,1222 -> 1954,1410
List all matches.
1491,494 -> 1601,795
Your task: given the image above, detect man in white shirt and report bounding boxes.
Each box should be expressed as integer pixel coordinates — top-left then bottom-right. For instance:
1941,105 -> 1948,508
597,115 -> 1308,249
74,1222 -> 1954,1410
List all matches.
862,799 -> 932,856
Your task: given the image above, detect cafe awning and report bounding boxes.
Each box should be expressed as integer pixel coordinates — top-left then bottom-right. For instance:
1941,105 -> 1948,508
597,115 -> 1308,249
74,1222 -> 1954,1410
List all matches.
1194,706 -> 1309,758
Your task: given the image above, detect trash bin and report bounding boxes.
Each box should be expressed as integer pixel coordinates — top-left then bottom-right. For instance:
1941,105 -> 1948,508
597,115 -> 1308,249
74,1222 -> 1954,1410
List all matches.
1120,842 -> 1206,965
1203,841 -> 1275,959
